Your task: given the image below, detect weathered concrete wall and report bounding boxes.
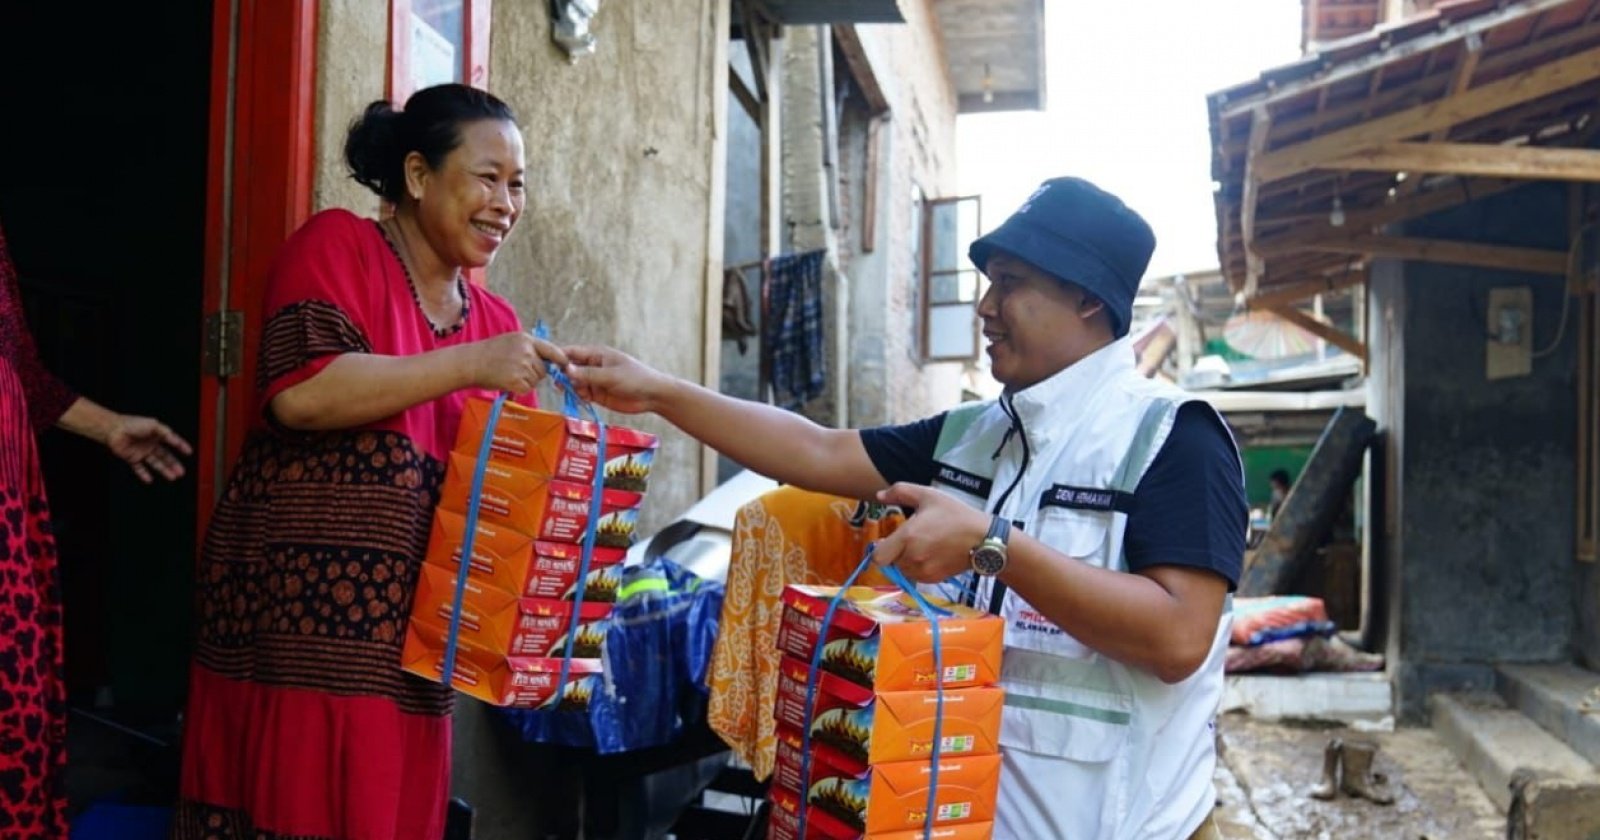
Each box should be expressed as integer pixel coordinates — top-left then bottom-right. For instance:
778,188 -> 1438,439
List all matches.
311,4 -> 726,835
719,47 -> 766,409
1580,541 -> 1600,672
844,3 -> 965,428
312,3 -> 723,540
1387,182 -> 1579,720
716,46 -> 767,481
1577,184 -> 1600,674
780,24 -> 848,426
465,4 -> 726,835
313,0 -> 387,215
487,0 -> 723,539
763,5 -> 965,434
1365,257 -> 1405,689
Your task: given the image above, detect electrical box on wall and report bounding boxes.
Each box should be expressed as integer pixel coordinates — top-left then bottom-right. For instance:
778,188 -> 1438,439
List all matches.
1485,286 -> 1532,380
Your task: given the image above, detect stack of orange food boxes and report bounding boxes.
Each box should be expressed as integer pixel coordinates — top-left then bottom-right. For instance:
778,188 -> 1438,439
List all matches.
767,585 -> 1006,840
401,396 -> 658,710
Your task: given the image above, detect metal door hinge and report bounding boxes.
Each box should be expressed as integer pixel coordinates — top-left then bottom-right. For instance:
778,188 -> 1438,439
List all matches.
203,310 -> 244,378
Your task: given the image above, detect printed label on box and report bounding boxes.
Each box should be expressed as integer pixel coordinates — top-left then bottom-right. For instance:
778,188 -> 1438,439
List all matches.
777,586 -> 1003,693
456,397 -> 659,492
774,656 -> 1001,768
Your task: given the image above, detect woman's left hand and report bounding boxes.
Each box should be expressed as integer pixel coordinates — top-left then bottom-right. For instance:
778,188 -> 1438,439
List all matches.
106,415 -> 193,483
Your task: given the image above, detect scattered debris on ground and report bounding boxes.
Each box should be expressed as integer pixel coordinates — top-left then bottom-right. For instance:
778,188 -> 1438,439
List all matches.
1213,713 -> 1504,839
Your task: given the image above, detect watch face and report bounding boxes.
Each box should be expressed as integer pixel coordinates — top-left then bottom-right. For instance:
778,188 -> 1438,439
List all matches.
971,544 -> 1007,576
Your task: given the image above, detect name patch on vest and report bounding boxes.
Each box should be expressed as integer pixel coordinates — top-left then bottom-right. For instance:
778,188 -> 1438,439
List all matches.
933,463 -> 993,498
1039,484 -> 1135,513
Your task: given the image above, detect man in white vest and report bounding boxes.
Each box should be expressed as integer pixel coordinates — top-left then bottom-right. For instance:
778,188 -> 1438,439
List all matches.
565,177 -> 1247,840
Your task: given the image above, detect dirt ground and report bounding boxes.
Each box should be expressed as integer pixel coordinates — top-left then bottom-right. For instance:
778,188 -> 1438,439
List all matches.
1212,713 -> 1506,839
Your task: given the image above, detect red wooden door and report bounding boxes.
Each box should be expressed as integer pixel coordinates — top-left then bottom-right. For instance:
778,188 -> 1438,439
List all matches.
196,0 -> 318,540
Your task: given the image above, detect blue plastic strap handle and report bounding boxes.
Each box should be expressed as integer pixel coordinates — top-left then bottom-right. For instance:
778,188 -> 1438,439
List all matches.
881,565 -> 947,839
441,321 -> 607,705
880,565 -> 954,619
440,392 -> 507,691
796,547 -> 946,840
533,320 -> 605,692
533,320 -> 582,419
796,547 -> 875,836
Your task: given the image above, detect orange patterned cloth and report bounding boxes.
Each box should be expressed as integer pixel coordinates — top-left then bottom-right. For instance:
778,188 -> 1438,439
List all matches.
707,486 -> 905,780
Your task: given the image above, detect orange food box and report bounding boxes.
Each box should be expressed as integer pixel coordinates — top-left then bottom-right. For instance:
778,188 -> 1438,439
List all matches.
776,586 -> 1003,692
423,509 -> 626,602
455,397 -> 659,494
437,452 -> 643,548
773,656 -> 1002,769
766,787 -> 993,840
401,615 -> 602,710
411,562 -> 612,659
772,726 -> 1000,836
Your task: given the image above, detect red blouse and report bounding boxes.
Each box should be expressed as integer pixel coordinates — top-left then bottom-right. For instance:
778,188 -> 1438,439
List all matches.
255,209 -> 534,459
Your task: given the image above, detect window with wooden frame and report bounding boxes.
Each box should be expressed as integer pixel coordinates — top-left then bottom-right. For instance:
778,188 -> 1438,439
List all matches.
921,195 -> 983,362
388,0 -> 492,102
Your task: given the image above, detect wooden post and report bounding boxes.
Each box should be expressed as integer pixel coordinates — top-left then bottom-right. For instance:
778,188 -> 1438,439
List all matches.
1240,408 -> 1378,597
1242,107 -> 1272,298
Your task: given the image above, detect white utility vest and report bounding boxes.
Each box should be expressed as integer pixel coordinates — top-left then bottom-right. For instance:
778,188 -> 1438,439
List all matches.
930,338 -> 1234,840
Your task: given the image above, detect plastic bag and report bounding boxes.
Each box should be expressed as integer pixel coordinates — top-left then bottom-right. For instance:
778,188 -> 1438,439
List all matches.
500,556 -> 724,753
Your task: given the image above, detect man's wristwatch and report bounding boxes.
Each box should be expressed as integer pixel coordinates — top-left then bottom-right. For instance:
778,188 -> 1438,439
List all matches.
970,516 -> 1011,577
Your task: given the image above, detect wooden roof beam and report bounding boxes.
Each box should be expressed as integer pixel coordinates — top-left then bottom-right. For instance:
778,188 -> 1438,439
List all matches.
1252,83 -> 1600,206
1223,74 -> 1593,188
1241,107 -> 1273,297
1255,177 -> 1523,251
1217,0 -> 1579,120
1256,43 -> 1600,183
1324,140 -> 1600,182
1396,33 -> 1486,198
1253,15 -> 1600,149
1246,273 -> 1368,309
1298,232 -> 1568,273
833,26 -> 890,115
1267,305 -> 1368,363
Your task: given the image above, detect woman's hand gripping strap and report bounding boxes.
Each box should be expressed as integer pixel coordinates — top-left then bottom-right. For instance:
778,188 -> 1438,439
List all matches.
534,320 -> 607,693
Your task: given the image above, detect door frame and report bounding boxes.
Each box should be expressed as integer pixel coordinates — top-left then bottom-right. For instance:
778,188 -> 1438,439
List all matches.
197,0 -> 318,540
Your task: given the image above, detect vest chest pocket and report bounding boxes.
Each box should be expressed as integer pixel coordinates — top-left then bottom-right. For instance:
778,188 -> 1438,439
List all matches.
998,649 -> 1132,763
1033,506 -> 1114,570
1001,506 -> 1113,661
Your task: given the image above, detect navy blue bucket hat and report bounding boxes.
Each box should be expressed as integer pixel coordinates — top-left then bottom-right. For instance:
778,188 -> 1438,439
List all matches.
968,177 -> 1156,338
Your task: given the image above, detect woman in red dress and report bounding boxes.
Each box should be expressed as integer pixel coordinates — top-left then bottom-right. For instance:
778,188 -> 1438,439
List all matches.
172,84 -> 565,840
0,222 -> 191,838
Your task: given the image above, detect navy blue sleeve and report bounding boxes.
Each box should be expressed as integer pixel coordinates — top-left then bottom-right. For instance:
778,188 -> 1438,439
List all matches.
1123,402 -> 1247,589
858,412 -> 947,486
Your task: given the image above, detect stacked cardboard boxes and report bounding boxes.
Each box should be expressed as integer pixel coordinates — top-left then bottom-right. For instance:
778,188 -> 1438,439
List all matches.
402,396 -> 657,709
768,585 -> 1005,839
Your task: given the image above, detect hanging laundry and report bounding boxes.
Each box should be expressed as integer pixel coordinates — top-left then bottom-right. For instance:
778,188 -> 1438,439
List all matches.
721,265 -> 758,355
765,250 -> 826,410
